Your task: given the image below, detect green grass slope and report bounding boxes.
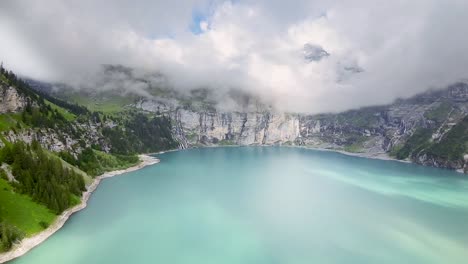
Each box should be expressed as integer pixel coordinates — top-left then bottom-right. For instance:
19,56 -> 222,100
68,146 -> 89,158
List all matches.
0,178 -> 55,236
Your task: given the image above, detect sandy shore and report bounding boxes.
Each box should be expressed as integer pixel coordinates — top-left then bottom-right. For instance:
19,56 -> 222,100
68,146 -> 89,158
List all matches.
0,154 -> 159,264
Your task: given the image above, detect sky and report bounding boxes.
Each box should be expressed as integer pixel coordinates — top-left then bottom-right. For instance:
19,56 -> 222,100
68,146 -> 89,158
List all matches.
1,0 -> 468,113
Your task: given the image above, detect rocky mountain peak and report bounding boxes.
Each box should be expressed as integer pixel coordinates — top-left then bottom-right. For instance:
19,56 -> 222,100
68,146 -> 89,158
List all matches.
303,43 -> 330,62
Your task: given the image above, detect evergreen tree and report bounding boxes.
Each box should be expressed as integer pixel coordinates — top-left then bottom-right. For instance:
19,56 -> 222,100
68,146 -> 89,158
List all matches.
3,142 -> 86,214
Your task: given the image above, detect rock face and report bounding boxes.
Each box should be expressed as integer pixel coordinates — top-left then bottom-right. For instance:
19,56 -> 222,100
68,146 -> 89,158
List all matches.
171,109 -> 300,146
3,122 -> 112,156
136,84 -> 468,172
0,85 -> 27,113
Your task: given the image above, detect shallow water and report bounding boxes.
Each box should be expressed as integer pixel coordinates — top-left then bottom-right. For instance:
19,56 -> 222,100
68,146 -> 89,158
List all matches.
10,147 -> 468,264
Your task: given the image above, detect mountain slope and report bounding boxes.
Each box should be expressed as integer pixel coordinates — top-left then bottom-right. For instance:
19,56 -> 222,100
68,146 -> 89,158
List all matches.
0,65 -> 177,252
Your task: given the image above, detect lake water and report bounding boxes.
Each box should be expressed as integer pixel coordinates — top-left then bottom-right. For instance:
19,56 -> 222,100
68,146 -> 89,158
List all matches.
9,147 -> 468,264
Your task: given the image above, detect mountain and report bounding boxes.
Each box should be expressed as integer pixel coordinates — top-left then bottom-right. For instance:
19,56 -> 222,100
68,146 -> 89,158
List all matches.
20,65 -> 468,173
134,83 -> 468,173
0,63 -> 467,253
303,43 -> 330,62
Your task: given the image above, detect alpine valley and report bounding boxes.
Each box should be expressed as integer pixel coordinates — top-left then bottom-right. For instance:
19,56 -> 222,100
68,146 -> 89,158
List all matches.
0,63 -> 467,258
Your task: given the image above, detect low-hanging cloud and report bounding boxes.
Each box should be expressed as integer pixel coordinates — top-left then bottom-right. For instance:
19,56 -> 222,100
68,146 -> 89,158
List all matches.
1,0 -> 468,113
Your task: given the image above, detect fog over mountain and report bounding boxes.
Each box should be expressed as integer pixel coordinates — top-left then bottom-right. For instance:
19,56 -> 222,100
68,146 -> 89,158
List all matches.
1,0 -> 468,113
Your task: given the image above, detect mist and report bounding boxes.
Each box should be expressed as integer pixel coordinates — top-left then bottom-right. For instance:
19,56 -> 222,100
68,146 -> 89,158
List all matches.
1,0 -> 468,113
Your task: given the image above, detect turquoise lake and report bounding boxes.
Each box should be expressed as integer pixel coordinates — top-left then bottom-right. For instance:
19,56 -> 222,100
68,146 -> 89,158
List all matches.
9,147 -> 468,264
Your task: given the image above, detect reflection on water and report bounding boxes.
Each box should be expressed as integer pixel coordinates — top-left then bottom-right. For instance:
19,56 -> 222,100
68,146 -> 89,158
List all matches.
10,147 -> 468,264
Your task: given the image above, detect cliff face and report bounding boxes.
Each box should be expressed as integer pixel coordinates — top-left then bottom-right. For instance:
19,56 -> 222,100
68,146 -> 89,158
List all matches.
171,110 -> 300,146
136,84 -> 468,173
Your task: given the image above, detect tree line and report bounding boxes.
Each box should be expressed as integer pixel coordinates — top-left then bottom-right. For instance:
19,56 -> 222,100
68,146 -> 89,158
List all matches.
0,141 -> 86,214
102,112 -> 178,155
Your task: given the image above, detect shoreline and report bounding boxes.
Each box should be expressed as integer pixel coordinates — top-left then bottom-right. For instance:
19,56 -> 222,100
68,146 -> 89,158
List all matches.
297,146 -> 467,174
161,144 -> 465,174
0,154 -> 160,264
292,145 -> 410,163
189,143 -> 409,162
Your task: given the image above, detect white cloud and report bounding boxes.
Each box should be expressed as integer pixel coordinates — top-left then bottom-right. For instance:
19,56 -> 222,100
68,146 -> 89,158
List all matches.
1,0 -> 468,113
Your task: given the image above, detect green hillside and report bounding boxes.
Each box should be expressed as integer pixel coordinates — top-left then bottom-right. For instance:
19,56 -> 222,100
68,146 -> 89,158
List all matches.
0,65 -> 177,252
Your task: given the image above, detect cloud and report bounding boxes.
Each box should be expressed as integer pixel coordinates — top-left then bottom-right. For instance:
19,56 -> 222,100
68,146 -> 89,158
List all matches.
1,0 -> 468,113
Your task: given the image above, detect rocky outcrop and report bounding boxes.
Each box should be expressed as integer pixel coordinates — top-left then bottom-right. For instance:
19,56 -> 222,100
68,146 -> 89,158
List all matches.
3,122 -> 112,156
415,153 -> 465,173
0,85 -> 27,113
0,84 -> 114,156
0,164 -> 16,182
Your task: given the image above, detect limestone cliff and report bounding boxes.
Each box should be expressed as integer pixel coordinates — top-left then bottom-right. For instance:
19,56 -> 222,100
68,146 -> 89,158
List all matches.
171,110 -> 300,146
